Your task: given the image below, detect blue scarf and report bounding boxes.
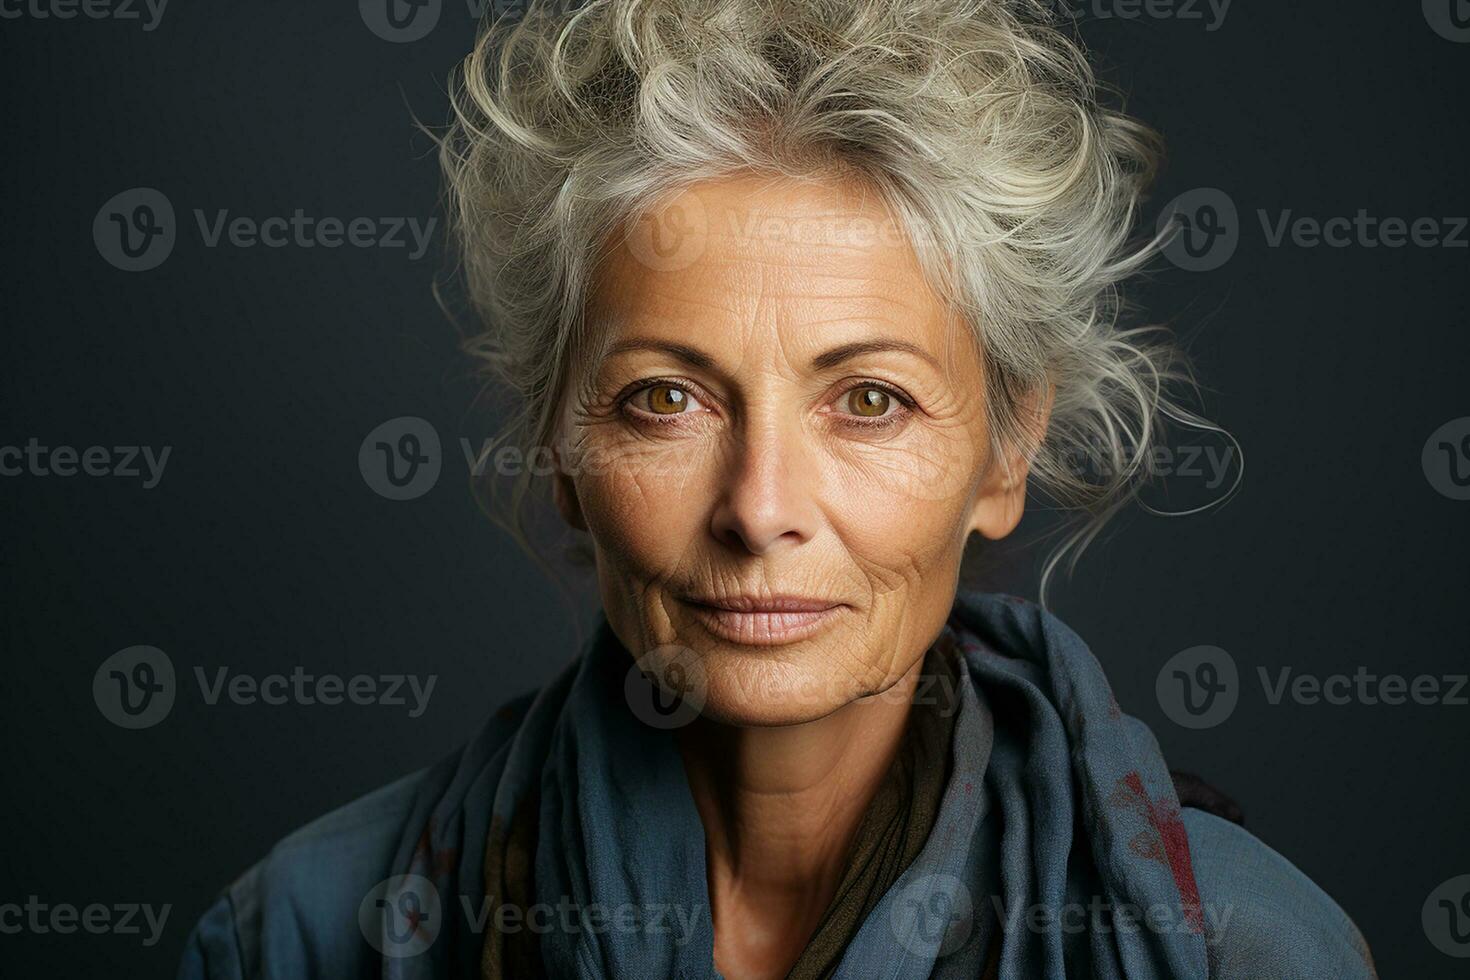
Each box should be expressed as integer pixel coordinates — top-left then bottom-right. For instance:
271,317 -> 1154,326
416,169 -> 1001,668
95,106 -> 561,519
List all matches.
373,591 -> 1372,978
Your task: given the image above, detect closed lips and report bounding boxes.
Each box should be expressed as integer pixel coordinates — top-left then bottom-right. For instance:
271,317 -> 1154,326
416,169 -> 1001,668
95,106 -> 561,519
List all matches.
682,595 -> 847,645
688,595 -> 841,613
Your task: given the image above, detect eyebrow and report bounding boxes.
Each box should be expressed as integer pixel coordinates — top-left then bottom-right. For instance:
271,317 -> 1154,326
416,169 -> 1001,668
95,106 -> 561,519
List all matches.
602,338 -> 717,370
601,337 -> 940,373
809,339 -> 940,372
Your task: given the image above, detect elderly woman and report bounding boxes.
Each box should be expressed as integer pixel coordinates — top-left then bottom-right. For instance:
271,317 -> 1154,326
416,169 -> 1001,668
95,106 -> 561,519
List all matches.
179,1 -> 1376,977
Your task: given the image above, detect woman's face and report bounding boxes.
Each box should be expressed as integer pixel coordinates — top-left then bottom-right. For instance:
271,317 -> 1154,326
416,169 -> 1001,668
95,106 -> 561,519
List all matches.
554,174 -> 1032,726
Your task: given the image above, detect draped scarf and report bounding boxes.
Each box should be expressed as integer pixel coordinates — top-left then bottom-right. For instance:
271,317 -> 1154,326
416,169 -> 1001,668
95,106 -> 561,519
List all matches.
372,592 -> 1235,978
482,633 -> 964,979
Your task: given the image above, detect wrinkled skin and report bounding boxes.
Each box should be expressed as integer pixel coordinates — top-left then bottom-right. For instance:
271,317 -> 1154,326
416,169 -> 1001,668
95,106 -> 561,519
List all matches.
550,172 -> 1043,978
554,172 -> 1038,724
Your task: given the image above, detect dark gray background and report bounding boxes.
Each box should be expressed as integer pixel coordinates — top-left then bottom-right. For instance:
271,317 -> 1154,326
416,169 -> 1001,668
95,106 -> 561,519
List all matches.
2,1 -> 1467,976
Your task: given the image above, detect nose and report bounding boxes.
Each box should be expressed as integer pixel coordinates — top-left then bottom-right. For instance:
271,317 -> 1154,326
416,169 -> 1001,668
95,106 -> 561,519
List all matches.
708,417 -> 821,555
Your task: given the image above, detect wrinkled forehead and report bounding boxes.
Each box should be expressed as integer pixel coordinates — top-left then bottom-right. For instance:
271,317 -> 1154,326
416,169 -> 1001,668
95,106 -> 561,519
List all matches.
584,174 -> 974,375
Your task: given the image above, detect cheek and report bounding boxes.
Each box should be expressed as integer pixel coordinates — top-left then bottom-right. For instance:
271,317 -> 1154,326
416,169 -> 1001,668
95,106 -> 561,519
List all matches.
822,424 -> 984,559
568,428 -> 719,570
831,407 -> 983,502
565,410 -> 985,580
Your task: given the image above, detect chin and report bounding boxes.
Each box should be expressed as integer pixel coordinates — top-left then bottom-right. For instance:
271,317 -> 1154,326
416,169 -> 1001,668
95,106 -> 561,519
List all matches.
609,594 -> 908,727
688,637 -> 893,728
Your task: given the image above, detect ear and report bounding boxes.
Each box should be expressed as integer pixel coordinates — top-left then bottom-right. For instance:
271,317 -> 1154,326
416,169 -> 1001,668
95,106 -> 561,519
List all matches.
968,383 -> 1054,541
551,443 -> 588,532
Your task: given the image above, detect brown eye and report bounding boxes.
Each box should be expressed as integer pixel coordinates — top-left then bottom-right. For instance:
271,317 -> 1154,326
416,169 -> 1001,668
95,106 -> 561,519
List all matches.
630,383 -> 704,417
846,386 -> 892,417
648,385 -> 688,414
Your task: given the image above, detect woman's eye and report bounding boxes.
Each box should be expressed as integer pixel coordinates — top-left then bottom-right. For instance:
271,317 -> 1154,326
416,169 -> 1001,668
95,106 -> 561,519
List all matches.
839,385 -> 899,419
629,383 -> 704,416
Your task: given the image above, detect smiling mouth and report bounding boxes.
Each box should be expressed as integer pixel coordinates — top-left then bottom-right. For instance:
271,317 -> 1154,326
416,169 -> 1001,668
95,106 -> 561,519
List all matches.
680,595 -> 846,646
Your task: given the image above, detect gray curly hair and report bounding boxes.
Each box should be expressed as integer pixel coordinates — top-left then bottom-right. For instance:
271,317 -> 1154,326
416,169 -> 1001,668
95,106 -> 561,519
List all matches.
436,0 -> 1211,600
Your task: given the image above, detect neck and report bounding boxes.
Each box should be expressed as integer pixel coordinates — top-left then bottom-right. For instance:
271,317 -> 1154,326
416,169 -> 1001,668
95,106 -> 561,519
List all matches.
676,656 -> 925,979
